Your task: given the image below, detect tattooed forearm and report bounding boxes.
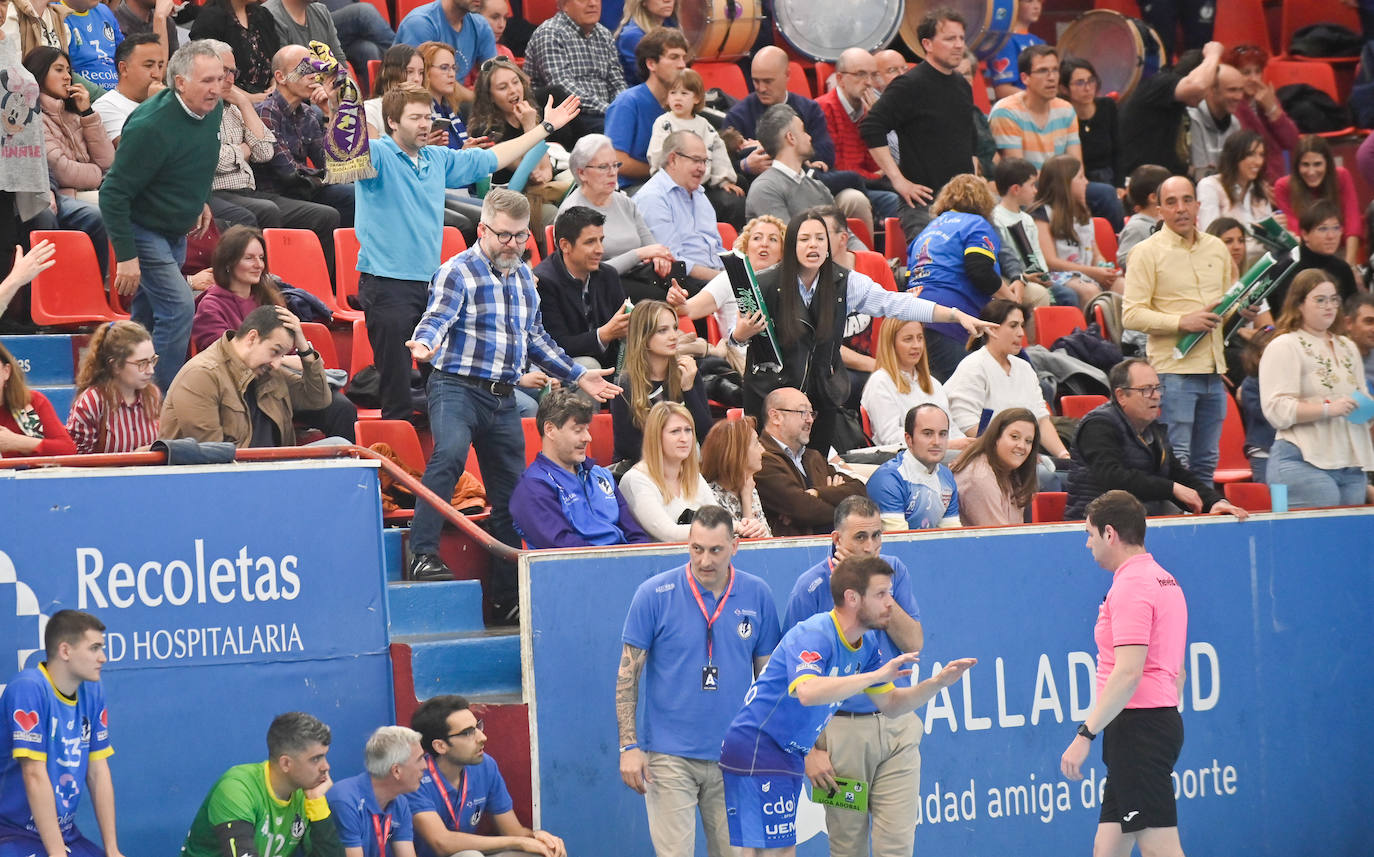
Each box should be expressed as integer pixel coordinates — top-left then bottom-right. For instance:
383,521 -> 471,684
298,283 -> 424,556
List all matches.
616,644 -> 648,745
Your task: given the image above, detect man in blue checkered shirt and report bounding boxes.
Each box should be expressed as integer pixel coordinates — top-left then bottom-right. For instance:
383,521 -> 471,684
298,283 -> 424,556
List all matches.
524,0 -> 624,133
405,188 -> 621,622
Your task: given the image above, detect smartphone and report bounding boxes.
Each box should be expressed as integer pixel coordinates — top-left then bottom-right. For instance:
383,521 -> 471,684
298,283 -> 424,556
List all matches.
668,260 -> 687,281
431,116 -> 454,131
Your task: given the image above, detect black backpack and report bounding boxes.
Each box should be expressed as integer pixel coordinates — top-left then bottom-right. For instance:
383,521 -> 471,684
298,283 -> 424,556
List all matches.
1277,83 -> 1353,133
1289,23 -> 1363,58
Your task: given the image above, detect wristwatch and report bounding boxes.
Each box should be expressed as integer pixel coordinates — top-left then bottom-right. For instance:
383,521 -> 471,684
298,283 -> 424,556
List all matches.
541,120 -> 556,136
297,342 -> 318,360
1076,723 -> 1097,741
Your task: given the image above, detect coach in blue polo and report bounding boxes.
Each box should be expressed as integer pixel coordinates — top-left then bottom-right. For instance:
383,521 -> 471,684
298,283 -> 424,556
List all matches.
616,505 -> 781,857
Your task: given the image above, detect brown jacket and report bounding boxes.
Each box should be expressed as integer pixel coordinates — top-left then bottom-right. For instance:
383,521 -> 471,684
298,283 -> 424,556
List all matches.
159,332 -> 332,448
1,0 -> 68,58
755,433 -> 864,537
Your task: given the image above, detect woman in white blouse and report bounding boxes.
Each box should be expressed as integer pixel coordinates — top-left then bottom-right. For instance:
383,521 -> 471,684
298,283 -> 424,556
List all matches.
861,318 -> 969,456
619,401 -> 715,541
1259,269 -> 1374,508
1197,130 -> 1283,266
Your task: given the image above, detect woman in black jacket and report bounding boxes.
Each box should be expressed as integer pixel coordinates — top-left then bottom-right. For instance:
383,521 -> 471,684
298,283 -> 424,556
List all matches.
190,0 -> 282,95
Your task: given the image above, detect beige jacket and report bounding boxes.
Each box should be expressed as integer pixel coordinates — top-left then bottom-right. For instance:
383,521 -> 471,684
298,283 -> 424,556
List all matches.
0,0 -> 68,57
160,333 -> 332,448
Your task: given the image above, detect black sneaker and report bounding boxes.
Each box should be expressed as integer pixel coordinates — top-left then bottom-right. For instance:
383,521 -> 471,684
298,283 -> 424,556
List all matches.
409,553 -> 453,582
488,600 -> 520,627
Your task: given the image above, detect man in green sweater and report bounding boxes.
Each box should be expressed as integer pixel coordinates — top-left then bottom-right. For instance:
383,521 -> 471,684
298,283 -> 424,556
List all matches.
180,711 -> 343,857
100,39 -> 225,391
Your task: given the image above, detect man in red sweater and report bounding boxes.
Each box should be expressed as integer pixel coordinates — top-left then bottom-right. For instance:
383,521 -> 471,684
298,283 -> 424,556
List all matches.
816,48 -> 902,241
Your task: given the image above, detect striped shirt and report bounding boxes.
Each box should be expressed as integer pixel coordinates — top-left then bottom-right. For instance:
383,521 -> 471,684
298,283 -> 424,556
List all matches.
411,244 -> 585,385
988,92 -> 1080,168
66,386 -> 160,454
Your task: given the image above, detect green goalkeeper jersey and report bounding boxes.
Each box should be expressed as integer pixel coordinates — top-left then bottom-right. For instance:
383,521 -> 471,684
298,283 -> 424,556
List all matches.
181,762 -> 342,857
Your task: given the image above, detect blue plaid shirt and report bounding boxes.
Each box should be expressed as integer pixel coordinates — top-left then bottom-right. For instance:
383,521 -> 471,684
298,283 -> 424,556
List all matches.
524,11 -> 624,114
412,244 -> 585,385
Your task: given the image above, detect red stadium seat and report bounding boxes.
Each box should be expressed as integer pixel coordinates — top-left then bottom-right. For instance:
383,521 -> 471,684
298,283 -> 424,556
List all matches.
521,0 -> 556,25
1031,492 -> 1068,523
357,419 -> 426,471
852,250 -> 896,292
545,224 -> 555,255
717,222 -> 738,250
883,217 -> 905,264
1092,217 -> 1118,264
1060,394 -> 1107,419
263,228 -> 360,322
1032,305 -> 1087,348
525,233 -> 541,265
1213,393 -> 1253,484
1224,482 -> 1271,513
1092,0 -> 1141,14
706,315 -> 721,344
351,318 -> 375,369
726,408 -> 743,421
299,322 -> 340,369
333,228 -> 362,317
1279,0 -> 1360,62
28,231 -> 123,326
521,417 -> 541,466
786,61 -> 812,97
1263,61 -> 1357,137
588,412 -> 614,465
860,406 -> 873,441
814,61 -> 835,93
1213,0 -> 1274,56
847,217 -> 873,251
692,62 -> 748,100
367,59 -> 381,90
441,225 -> 467,261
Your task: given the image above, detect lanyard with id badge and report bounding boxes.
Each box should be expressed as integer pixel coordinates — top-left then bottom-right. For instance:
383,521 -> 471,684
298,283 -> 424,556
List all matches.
685,564 -> 735,691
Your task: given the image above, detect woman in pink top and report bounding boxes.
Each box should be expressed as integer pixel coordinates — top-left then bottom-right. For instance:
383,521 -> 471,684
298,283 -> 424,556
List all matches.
1274,136 -> 1363,269
949,406 -> 1039,526
1061,490 -> 1189,855
191,225 -> 287,351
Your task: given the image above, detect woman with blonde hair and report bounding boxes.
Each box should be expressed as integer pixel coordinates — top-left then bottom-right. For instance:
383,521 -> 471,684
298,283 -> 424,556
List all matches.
610,300 -> 711,462
1258,269 -> 1374,508
700,415 -> 771,537
860,319 -> 968,452
67,320 -> 161,453
612,0 -> 675,85
0,340 -> 76,457
950,406 -> 1039,525
619,400 -> 714,541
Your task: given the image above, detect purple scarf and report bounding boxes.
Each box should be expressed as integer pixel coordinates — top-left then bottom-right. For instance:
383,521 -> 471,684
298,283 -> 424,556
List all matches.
294,41 -> 375,183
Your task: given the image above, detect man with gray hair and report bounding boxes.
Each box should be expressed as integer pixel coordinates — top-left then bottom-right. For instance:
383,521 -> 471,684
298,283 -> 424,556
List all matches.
405,189 -> 622,621
326,726 -> 426,857
100,39 -> 224,391
745,103 -> 872,252
634,129 -> 727,290
181,711 -> 342,857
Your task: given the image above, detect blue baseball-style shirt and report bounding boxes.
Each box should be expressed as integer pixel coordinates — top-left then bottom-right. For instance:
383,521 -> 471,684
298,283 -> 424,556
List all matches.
0,664 -> 112,839
719,611 -> 891,775
394,3 -> 495,80
907,210 -> 1002,341
409,754 -> 512,857
604,83 -> 664,187
327,772 -> 413,857
64,3 -> 123,91
985,32 -> 1045,90
623,565 -> 781,760
782,554 -> 920,714
865,453 -> 961,530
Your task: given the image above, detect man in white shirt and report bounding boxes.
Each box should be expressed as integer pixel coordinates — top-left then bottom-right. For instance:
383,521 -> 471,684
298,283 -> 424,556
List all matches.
866,403 -> 962,530
93,32 -> 165,145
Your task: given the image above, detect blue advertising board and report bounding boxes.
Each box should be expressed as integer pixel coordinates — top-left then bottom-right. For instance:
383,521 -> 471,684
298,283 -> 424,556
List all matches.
524,510 -> 1374,856
0,461 -> 395,855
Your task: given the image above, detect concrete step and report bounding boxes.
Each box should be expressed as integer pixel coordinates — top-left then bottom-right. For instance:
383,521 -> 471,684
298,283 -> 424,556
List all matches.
386,578 -> 484,635
392,629 -> 520,699
382,528 -> 406,582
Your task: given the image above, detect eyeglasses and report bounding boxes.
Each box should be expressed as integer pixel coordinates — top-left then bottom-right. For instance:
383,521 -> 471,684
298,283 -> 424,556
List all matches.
480,57 -> 516,73
127,354 -> 160,371
480,222 -> 531,245
673,152 -> 710,165
840,70 -> 874,80
583,161 -> 623,172
1310,224 -> 1343,235
1308,295 -> 1341,306
1068,77 -> 1097,88
1123,384 -> 1164,397
776,407 -> 816,419
433,63 -> 456,73
1027,66 -> 1059,77
446,720 -> 484,740
223,67 -> 239,79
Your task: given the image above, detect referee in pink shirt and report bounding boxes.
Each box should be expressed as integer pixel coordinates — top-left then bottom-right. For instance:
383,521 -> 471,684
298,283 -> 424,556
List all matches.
1060,490 -> 1189,857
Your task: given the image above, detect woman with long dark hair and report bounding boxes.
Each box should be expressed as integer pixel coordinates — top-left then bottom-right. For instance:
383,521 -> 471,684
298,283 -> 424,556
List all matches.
737,208 -> 992,454
24,46 -> 114,201
363,44 -> 424,137
67,320 -> 161,453
1198,130 -> 1280,264
1032,154 -> 1122,307
1275,135 -> 1362,268
0,339 -> 76,457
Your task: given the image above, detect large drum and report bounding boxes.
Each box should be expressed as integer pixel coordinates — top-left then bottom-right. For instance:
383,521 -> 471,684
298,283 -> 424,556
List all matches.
772,0 -> 903,63
680,0 -> 764,61
1058,9 -> 1165,101
900,0 -> 1016,61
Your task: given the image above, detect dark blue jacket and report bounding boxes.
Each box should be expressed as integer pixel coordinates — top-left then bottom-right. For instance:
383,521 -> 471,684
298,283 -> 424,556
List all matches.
510,452 -> 651,548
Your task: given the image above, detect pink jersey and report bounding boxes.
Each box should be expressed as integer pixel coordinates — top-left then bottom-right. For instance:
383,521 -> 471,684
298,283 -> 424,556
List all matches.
1094,552 -> 1188,708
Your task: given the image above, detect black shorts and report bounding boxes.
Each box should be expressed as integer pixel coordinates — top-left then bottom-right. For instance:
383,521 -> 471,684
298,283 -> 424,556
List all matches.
1099,707 -> 1184,832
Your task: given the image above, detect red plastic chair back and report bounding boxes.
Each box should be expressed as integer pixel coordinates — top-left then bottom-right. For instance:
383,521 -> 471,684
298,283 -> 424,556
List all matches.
814,61 -> 836,93
334,228 -> 362,315
692,62 -> 748,100
1224,481 -> 1271,512
883,217 -> 905,264
521,417 -> 542,466
786,61 -> 812,97
1280,0 -> 1360,60
1092,217 -> 1118,263
1032,305 -> 1087,348
1031,492 -> 1068,523
356,419 -> 426,472
441,225 -> 467,262
1060,394 -> 1108,419
1213,392 -> 1253,483
588,412 -> 614,465
299,322 -> 340,369
847,217 -> 874,251
717,222 -> 739,249
351,318 -> 375,369
1213,0 -> 1274,56
29,230 -> 123,326
852,250 -> 897,292
263,228 -> 344,316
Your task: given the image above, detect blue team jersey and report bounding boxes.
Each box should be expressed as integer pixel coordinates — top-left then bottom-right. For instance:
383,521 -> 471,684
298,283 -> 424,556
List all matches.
906,211 -> 1002,340
409,754 -> 512,857
326,772 -> 413,857
0,665 -> 112,839
865,453 -> 961,531
985,33 -> 1045,88
64,5 -> 123,91
781,555 -> 920,714
623,565 -> 781,759
719,611 -> 890,775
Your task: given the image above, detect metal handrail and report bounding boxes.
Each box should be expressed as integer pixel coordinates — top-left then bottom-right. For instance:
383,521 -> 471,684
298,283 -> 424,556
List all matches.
0,444 -> 521,562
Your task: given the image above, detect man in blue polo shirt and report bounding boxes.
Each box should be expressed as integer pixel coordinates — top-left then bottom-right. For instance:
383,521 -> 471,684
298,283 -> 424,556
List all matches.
409,695 -> 567,857
604,27 -> 687,188
0,610 -> 121,857
354,82 -> 578,423
781,496 -> 927,857
865,404 -> 962,531
721,555 -> 974,856
326,726 -> 425,857
618,505 -> 781,857
395,0 -> 495,89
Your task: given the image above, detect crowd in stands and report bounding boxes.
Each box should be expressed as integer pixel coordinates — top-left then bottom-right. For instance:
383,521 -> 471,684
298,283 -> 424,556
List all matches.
1,2 -> 1373,628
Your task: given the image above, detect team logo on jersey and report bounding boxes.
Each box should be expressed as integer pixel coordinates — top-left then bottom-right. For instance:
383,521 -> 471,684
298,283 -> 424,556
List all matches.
980,235 -> 996,254
12,709 -> 39,736
103,23 -> 116,42
796,650 -> 822,673
469,809 -> 482,828
81,715 -> 91,742
737,616 -> 752,639
291,814 -> 306,838
100,709 -> 108,728
595,475 -> 615,497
